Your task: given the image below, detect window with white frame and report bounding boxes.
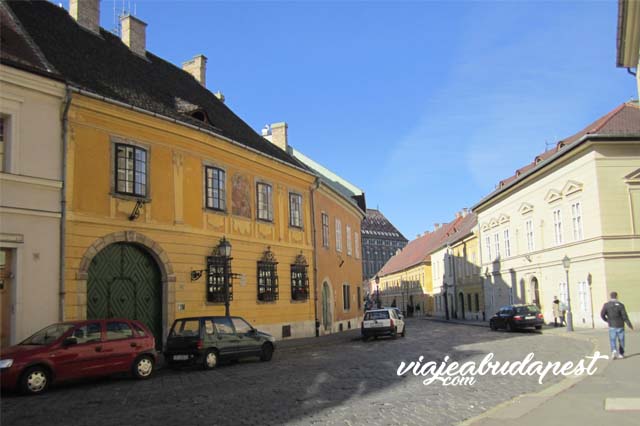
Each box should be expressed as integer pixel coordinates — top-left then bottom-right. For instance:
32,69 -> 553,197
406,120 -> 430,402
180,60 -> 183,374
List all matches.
256,182 -> 273,221
577,281 -> 589,312
525,219 -> 535,252
494,233 -> 500,259
205,166 -> 226,211
0,116 -> 6,172
289,193 -> 303,228
335,218 -> 342,252
571,202 -> 583,241
484,235 -> 491,262
553,208 -> 563,245
321,213 -> 329,247
346,225 -> 352,256
354,232 -> 360,259
503,229 -> 511,257
558,282 -> 568,306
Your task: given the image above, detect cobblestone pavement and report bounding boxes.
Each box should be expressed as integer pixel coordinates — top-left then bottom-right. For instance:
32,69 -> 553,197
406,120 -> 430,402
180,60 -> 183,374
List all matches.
1,320 -> 594,426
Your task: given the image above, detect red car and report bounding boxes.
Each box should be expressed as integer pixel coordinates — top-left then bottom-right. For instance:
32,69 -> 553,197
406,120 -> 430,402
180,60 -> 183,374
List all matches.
0,318 -> 156,395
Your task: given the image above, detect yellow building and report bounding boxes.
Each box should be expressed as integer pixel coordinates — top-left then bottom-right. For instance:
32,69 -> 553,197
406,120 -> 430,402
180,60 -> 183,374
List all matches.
430,212 -> 484,321
10,1 -> 320,342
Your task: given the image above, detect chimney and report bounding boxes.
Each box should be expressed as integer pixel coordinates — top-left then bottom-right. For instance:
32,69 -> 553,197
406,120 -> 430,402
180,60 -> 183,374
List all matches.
214,91 -> 225,103
455,211 -> 462,219
261,125 -> 272,141
120,14 -> 147,57
69,0 -> 100,34
462,208 -> 469,217
434,223 -> 440,231
270,122 -> 288,151
182,55 -> 207,86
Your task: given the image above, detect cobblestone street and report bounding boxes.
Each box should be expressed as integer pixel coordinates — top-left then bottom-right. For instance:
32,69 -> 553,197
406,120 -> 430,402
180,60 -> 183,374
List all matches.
1,320 -> 594,426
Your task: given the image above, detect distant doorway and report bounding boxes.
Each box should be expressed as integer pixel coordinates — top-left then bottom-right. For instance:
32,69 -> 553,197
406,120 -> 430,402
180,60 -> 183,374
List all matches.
531,277 -> 541,308
458,292 -> 465,319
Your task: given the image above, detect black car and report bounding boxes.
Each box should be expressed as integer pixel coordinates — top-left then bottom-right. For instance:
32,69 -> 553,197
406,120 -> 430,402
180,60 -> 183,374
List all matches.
164,316 -> 276,369
489,304 -> 544,331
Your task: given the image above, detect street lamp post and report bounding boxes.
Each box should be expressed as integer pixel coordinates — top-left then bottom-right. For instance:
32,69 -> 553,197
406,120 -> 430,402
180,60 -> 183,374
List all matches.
217,237 -> 232,317
562,255 -> 573,332
401,279 -> 406,317
375,275 -> 381,308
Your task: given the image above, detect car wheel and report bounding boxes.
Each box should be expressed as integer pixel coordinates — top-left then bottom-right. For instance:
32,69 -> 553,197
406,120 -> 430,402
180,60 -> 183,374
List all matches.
19,366 -> 50,395
133,355 -> 154,379
362,335 -> 369,342
203,349 -> 218,370
506,322 -> 514,332
260,343 -> 274,362
392,327 -> 398,339
490,321 -> 497,331
401,326 -> 406,338
535,325 -> 542,330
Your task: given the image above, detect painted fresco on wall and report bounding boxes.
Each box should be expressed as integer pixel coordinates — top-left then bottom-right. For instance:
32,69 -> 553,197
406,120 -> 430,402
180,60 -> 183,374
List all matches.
232,173 -> 251,218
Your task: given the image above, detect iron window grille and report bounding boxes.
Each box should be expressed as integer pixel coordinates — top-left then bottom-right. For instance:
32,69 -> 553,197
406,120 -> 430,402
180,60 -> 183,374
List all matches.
289,193 -> 303,228
257,247 -> 278,301
290,252 -> 309,301
206,255 -> 233,303
115,143 -> 147,197
205,166 -> 226,211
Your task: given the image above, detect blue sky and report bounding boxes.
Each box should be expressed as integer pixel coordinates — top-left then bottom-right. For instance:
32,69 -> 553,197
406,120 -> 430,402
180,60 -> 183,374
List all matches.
90,0 -> 635,240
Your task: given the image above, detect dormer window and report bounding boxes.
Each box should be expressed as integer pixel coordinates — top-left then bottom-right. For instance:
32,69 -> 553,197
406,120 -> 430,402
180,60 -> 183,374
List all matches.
191,110 -> 207,122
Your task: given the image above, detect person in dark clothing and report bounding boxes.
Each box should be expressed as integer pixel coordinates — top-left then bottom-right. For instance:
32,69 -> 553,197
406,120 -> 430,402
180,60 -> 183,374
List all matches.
600,291 -> 634,359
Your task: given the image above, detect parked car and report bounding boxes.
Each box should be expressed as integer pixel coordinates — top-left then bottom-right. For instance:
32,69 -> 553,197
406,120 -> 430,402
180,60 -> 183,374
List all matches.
164,316 -> 275,369
0,319 -> 156,395
361,308 -> 405,341
489,304 -> 544,332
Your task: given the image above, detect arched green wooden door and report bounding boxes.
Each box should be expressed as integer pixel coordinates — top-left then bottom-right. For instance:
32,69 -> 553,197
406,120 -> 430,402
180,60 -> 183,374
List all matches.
322,282 -> 331,331
87,243 -> 162,345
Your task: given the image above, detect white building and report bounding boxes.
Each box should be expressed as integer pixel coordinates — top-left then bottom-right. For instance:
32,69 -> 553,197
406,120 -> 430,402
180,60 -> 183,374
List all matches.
473,102 -> 640,328
0,4 -> 65,346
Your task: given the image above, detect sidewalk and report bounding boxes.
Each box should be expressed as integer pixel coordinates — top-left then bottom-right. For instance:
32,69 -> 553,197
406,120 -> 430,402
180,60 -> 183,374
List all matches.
463,327 -> 640,426
422,316 -> 489,328
277,328 -> 361,352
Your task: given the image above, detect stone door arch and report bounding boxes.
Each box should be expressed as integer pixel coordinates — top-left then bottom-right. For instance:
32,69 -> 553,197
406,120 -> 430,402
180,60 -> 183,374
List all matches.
75,231 -> 176,344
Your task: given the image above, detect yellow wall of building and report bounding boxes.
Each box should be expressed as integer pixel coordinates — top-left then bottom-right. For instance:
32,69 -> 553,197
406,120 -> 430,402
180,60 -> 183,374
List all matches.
377,263 -> 433,314
65,94 -> 318,340
314,185 -> 364,333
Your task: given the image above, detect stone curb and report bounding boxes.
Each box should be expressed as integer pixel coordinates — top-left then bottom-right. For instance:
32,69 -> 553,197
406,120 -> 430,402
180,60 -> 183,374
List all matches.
457,329 -> 607,426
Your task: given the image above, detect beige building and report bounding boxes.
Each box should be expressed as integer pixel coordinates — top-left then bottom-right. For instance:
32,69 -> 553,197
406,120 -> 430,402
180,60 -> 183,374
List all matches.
430,212 -> 484,321
473,102 -> 640,328
617,0 -> 640,99
0,4 -> 66,347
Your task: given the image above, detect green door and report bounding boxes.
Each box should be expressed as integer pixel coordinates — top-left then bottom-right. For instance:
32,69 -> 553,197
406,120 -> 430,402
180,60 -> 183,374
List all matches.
87,243 -> 162,346
322,282 -> 331,331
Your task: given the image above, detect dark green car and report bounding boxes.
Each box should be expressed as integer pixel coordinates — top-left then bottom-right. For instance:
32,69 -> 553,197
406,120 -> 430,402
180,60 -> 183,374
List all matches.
164,316 -> 276,369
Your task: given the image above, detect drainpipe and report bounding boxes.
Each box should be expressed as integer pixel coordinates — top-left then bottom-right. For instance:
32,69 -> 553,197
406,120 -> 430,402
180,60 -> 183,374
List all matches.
59,87 -> 72,321
310,177 -> 320,337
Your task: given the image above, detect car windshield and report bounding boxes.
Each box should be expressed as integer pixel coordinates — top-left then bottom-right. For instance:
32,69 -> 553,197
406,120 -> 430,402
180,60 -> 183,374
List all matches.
365,311 -> 390,320
515,306 -> 540,315
20,324 -> 74,345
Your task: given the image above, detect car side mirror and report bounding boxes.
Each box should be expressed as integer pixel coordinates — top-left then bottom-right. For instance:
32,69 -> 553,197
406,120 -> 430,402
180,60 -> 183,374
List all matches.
63,336 -> 78,347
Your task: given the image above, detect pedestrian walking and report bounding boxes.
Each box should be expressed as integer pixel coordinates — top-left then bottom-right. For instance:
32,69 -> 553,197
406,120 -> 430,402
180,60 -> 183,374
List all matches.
552,296 -> 562,327
600,291 -> 634,359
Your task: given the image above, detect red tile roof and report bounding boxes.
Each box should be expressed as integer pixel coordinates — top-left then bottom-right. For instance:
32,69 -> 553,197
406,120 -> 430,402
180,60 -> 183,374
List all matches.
377,213 -> 476,276
479,101 -> 640,207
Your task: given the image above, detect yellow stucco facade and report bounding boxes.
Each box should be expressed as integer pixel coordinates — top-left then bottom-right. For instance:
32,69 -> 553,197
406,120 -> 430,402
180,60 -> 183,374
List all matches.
64,94 -> 318,341
376,263 -> 433,315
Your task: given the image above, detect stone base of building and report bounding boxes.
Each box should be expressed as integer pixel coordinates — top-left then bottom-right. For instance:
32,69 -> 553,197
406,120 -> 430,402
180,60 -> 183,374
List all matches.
256,320 -> 316,341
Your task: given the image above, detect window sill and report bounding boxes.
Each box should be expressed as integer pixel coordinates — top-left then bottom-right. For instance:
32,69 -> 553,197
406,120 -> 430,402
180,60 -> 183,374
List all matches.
204,208 -> 227,215
257,218 -> 274,224
110,192 -> 151,203
290,298 -> 309,304
256,299 -> 278,305
289,225 -> 304,231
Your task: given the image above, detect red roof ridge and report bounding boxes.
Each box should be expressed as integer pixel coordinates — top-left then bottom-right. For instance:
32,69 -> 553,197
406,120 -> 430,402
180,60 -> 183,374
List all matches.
590,103 -> 627,133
